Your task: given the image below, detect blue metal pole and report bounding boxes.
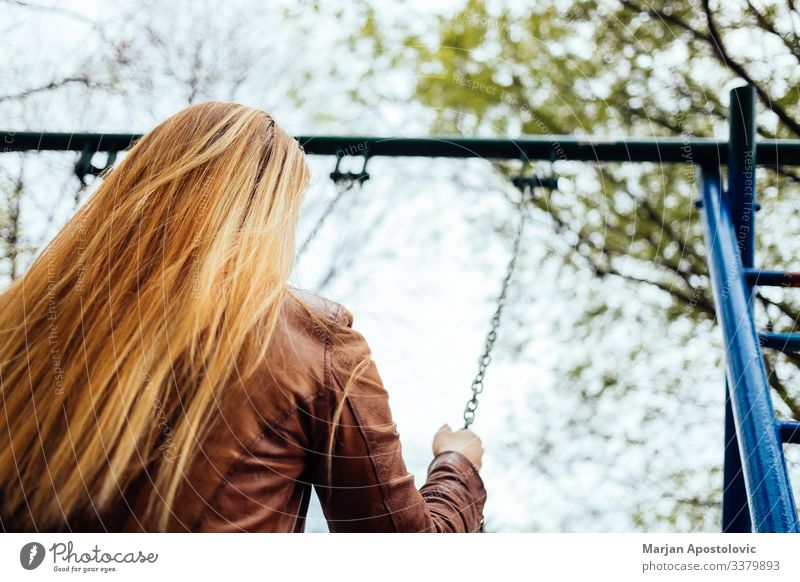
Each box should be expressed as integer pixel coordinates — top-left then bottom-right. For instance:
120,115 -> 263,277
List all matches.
728,85 -> 758,268
759,332 -> 800,353
721,85 -> 758,533
780,422 -> 800,444
722,380 -> 752,532
699,164 -> 799,532
743,269 -> 800,288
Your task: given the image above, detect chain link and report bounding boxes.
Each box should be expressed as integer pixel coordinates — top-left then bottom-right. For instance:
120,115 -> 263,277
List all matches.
463,204 -> 529,429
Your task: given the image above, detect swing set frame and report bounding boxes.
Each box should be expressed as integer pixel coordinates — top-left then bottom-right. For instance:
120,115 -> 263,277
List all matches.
2,84 -> 799,532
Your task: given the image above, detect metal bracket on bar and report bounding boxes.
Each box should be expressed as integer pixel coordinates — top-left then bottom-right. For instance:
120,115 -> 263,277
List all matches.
75,144 -> 117,185
511,155 -> 557,202
511,173 -> 557,193
329,149 -> 370,187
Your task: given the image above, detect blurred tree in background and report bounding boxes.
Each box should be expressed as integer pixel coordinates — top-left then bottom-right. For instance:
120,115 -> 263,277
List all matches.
344,0 -> 800,530
1,0 -> 800,531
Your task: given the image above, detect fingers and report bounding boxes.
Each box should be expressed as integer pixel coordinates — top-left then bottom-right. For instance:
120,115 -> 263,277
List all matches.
438,425 -> 480,443
457,428 -> 481,443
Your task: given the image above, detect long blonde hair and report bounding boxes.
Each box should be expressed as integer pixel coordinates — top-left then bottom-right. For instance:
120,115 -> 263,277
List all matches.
0,102 -> 309,531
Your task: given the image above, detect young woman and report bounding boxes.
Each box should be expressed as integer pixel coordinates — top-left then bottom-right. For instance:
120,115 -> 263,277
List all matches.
0,103 -> 486,532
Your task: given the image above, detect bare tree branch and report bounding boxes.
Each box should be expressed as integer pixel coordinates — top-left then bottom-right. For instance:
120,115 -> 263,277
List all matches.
0,75 -> 98,103
542,200 -> 716,316
744,0 -> 800,63
620,0 -> 800,137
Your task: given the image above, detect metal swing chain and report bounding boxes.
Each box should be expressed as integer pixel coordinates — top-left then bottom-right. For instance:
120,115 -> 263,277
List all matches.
462,203 -> 529,429
295,178 -> 356,261
295,154 -> 369,262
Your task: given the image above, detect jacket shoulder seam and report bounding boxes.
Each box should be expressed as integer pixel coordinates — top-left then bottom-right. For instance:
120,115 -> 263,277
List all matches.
329,368 -> 399,533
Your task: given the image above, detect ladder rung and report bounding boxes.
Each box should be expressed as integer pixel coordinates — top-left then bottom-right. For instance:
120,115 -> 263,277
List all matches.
744,269 -> 800,287
780,422 -> 800,444
759,332 -> 800,352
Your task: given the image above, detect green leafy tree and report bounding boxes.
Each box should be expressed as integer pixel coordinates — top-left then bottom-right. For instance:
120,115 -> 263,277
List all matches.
347,0 -> 800,529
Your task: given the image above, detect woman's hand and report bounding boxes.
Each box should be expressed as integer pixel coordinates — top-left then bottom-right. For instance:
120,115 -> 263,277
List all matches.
432,423 -> 484,470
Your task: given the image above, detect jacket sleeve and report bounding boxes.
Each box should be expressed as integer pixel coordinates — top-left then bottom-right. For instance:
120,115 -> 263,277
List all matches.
310,308 -> 487,533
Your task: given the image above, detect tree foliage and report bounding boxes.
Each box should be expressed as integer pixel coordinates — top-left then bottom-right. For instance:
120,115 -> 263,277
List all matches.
350,0 -> 800,529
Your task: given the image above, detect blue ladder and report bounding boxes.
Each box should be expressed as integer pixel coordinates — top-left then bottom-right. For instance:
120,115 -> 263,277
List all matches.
699,85 -> 800,532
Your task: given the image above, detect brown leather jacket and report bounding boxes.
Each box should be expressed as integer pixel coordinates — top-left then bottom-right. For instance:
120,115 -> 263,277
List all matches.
111,290 -> 486,532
